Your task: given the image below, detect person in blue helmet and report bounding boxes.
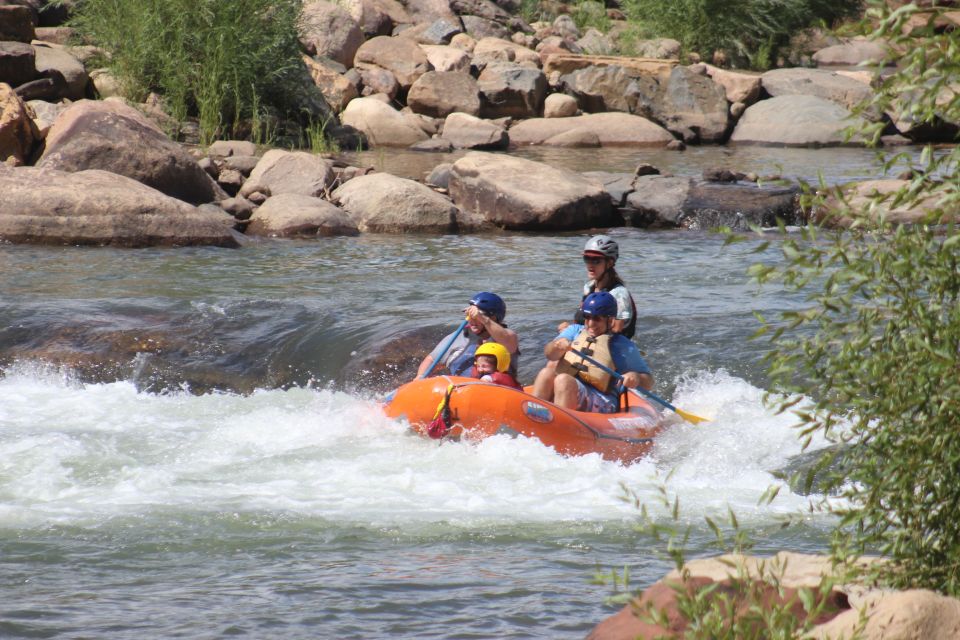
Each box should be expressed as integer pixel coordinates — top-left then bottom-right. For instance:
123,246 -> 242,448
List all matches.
533,291 -> 652,413
416,292 -> 520,379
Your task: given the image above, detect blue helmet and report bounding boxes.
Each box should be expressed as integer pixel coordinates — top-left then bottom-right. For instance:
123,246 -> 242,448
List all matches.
581,291 -> 617,318
468,292 -> 506,323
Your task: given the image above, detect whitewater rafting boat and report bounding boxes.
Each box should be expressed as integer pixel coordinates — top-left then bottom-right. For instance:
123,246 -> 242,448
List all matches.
384,375 -> 665,464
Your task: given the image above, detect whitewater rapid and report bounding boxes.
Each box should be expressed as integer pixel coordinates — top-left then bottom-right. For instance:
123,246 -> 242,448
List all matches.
0,362 -> 830,532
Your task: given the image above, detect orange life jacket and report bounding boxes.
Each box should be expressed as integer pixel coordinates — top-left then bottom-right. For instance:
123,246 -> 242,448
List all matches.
556,332 -> 616,393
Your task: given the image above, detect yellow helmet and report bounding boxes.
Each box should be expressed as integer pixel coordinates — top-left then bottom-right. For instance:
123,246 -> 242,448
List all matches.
474,342 -> 510,372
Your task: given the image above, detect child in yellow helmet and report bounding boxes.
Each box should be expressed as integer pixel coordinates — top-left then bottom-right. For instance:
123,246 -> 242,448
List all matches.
470,342 -> 522,390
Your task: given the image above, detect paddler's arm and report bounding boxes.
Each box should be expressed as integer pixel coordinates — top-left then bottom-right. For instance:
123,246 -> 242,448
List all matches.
611,318 -> 627,334
621,371 -> 654,391
416,355 -> 436,378
469,307 -> 518,354
543,337 -> 572,362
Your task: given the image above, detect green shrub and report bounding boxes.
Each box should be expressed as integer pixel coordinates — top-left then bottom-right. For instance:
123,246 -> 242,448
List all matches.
569,0 -> 610,35
71,0 -> 306,145
619,0 -> 862,68
746,1 -> 960,594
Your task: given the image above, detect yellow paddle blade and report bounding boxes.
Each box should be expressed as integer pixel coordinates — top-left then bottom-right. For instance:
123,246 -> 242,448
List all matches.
675,407 -> 710,425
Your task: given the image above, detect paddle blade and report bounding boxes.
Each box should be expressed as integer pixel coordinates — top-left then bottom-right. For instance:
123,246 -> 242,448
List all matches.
675,407 -> 710,425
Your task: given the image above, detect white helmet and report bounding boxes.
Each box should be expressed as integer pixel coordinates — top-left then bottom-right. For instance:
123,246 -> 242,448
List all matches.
583,235 -> 619,261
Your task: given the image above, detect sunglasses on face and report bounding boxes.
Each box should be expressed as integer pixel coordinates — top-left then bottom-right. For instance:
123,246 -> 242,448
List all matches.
582,256 -> 605,265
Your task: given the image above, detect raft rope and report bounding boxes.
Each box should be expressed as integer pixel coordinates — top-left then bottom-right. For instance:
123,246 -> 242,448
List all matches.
426,383 -> 456,439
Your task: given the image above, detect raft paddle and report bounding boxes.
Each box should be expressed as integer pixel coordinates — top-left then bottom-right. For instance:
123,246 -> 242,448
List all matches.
569,348 -> 709,425
420,319 -> 469,379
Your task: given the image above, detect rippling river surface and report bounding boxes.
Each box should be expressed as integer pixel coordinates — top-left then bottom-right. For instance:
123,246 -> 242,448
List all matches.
0,146 -> 902,639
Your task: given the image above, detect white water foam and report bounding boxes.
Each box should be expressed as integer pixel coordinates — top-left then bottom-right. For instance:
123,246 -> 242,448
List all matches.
0,363 -> 830,530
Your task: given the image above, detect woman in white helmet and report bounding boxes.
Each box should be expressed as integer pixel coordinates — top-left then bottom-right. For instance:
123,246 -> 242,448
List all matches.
566,235 -> 637,338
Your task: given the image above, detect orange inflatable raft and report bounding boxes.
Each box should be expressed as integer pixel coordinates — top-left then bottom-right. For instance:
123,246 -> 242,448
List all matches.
384,376 -> 665,464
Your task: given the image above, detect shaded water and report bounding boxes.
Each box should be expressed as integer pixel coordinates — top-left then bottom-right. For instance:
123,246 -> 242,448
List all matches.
0,145 -> 892,638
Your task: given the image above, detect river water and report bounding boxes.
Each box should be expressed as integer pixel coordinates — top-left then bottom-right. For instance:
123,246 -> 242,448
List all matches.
0,146 -> 911,638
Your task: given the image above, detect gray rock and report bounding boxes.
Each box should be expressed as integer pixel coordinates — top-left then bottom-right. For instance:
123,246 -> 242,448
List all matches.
0,41 -> 36,88
441,111 -> 508,149
208,140 -> 257,158
508,112 -> 674,147
644,65 -> 729,143
332,171 -> 460,232
409,137 -> 454,152
581,171 -> 635,207
626,175 -> 802,229
0,166 -> 239,247
0,83 -> 39,165
246,193 -> 358,237
761,68 -> 873,112
298,0 -> 364,68
729,94 -> 869,147
425,162 -> 453,188
0,5 -> 35,43
542,127 -> 600,147
354,35 -> 431,90
245,149 -> 335,198
559,64 -> 651,114
478,61 -> 547,119
420,18 -> 462,45
341,96 -> 429,147
407,71 -> 481,118
33,44 -> 88,100
38,99 -> 226,205
448,151 -> 616,230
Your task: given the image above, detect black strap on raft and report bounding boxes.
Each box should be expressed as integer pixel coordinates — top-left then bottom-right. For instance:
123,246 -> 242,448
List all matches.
427,384 -> 456,439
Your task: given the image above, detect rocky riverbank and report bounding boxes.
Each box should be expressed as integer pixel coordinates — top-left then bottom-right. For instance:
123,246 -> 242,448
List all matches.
0,1 -> 957,244
590,552 -> 960,639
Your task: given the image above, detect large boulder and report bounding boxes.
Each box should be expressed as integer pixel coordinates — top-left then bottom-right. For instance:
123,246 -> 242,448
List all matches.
331,172 -> 461,232
0,5 -> 35,42
472,36 -> 541,69
407,71 -> 481,118
298,0 -> 364,68
509,112 -> 674,147
354,35 -> 431,91
0,166 -> 239,247
37,99 -> 227,205
441,111 -> 508,149
418,44 -> 472,73
642,65 -> 729,143
625,175 -> 802,229
448,151 -> 616,230
0,82 -> 39,164
341,0 -> 411,37
32,43 -> 87,100
341,96 -> 428,146
559,64 -> 654,114
729,95 -> 868,147
701,64 -> 762,106
303,55 -> 359,113
245,193 -> 358,237
761,68 -> 873,112
245,149 -> 335,198
0,40 -> 36,88
477,61 -> 547,118
813,37 -> 890,67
